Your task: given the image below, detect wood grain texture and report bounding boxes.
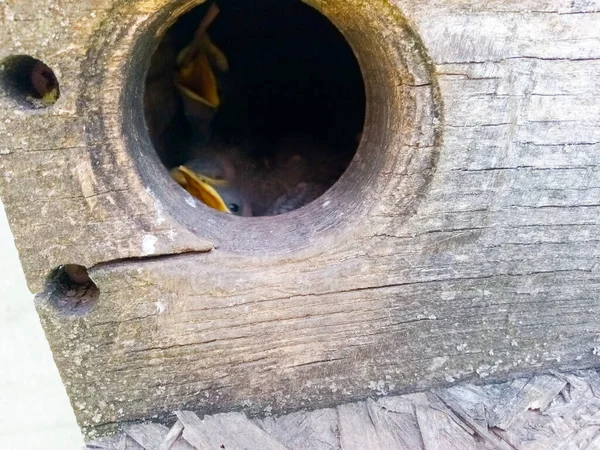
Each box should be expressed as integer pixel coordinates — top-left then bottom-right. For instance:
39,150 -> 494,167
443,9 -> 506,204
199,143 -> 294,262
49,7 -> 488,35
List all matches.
0,0 -> 599,439
0,0 -> 214,294
87,370 -> 600,449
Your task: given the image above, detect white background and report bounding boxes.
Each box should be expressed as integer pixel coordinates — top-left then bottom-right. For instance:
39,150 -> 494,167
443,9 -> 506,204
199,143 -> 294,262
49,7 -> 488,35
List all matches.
0,201 -> 84,449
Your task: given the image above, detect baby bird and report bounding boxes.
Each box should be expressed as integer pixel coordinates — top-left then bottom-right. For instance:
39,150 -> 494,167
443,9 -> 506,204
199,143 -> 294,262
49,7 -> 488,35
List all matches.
171,142 -> 253,216
172,135 -> 343,217
255,134 -> 339,216
174,3 -> 228,139
265,181 -> 328,216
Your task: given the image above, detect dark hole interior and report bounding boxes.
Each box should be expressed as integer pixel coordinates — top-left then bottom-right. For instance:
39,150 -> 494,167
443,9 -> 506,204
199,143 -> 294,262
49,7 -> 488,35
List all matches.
45,265 -> 99,317
144,0 -> 365,217
0,55 -> 60,108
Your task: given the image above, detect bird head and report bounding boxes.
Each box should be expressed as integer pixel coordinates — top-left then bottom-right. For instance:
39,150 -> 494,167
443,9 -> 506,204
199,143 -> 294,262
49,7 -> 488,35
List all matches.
174,33 -> 229,138
170,165 -> 252,217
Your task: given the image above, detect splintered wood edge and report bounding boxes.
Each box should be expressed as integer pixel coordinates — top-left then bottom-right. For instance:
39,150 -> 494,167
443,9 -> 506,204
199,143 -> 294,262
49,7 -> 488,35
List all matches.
89,370 -> 600,449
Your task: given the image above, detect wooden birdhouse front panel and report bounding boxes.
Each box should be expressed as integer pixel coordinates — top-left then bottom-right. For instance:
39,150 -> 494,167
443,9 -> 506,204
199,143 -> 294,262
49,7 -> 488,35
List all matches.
0,0 -> 599,438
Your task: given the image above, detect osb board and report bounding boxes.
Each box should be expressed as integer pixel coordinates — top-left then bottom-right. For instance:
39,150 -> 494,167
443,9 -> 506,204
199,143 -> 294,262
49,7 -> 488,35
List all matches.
88,370 -> 600,449
0,0 -> 599,439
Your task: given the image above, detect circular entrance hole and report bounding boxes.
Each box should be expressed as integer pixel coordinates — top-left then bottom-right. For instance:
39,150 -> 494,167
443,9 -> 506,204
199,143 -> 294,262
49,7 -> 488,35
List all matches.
0,55 -> 60,108
144,0 -> 365,217
100,0 -> 440,254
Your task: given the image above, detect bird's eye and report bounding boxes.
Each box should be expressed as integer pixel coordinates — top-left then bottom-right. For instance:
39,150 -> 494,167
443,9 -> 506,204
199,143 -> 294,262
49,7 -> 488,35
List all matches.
229,203 -> 240,213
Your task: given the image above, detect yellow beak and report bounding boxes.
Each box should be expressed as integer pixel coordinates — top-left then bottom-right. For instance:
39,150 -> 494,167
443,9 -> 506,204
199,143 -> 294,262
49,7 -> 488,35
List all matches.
171,166 -> 231,213
175,36 -> 229,109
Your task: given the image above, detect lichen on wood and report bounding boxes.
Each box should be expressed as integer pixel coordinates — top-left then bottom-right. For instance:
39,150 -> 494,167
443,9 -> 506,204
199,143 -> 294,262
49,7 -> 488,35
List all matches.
0,0 -> 599,440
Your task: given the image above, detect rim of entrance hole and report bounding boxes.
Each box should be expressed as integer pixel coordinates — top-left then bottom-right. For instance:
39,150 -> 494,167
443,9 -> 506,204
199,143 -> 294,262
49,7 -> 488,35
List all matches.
79,0 -> 442,256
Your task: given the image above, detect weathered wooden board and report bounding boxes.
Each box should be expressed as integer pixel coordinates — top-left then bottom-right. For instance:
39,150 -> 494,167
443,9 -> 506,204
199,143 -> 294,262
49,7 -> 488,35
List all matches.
88,370 -> 600,449
1,0 -> 599,439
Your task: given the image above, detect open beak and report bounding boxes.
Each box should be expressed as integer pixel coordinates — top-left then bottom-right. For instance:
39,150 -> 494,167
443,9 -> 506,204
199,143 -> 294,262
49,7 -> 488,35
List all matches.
171,166 -> 231,213
174,35 -> 229,109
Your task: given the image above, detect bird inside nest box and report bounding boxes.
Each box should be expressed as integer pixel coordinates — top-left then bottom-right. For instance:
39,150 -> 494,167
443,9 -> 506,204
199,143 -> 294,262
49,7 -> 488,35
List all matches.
0,0 -> 485,439
2,0 -> 597,442
143,0 -> 367,218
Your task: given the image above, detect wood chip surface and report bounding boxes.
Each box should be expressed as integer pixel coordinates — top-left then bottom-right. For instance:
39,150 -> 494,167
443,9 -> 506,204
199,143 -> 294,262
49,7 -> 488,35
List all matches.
88,370 -> 600,449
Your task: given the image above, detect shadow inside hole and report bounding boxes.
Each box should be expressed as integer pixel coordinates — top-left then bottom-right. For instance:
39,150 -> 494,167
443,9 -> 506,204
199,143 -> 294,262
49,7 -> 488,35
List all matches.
144,0 -> 365,217
0,55 -> 60,108
44,264 -> 99,316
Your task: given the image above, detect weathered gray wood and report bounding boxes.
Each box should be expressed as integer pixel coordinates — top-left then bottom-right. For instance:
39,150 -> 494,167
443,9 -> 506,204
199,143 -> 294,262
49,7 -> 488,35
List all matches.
338,399 -> 424,450
125,424 -> 170,449
256,409 -> 340,450
433,370 -> 600,449
486,375 -> 566,428
172,412 -> 211,450
157,421 -> 187,450
411,396 -> 490,450
0,0 -> 213,296
125,423 -> 194,450
89,370 -> 600,449
492,371 -> 600,449
1,0 -> 599,438
87,433 -> 144,450
177,410 -> 288,450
